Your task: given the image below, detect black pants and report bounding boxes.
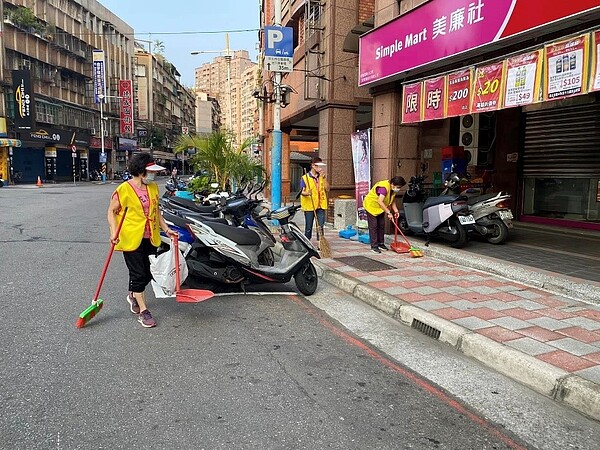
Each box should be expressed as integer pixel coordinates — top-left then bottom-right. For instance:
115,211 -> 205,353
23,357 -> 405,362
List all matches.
367,211 -> 385,248
123,238 -> 157,293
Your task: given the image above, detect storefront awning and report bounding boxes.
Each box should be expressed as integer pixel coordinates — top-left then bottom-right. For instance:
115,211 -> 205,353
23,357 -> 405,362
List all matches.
0,138 -> 21,147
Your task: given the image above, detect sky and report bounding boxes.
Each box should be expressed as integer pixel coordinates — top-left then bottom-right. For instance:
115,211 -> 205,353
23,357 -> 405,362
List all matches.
98,0 -> 261,86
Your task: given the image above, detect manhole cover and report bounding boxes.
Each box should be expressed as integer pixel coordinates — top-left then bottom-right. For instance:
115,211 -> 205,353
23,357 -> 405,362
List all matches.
333,256 -> 395,272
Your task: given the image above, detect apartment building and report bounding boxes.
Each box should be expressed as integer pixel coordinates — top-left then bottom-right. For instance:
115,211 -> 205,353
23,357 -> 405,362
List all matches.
134,47 -> 196,171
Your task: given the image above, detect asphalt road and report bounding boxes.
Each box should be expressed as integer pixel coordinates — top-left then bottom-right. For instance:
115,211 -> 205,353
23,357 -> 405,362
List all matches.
1,182 -> 599,449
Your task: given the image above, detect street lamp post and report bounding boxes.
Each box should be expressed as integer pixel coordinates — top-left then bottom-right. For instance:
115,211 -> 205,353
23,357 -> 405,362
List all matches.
191,34 -> 233,131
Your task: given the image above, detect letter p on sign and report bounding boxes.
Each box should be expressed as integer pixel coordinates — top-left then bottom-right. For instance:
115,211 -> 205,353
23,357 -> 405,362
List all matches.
267,29 -> 283,49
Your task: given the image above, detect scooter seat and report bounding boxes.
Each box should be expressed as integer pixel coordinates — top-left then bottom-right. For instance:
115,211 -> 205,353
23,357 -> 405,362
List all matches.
180,212 -> 229,225
163,211 -> 228,229
169,197 -> 217,215
206,222 -> 261,246
423,194 -> 462,208
466,193 -> 497,205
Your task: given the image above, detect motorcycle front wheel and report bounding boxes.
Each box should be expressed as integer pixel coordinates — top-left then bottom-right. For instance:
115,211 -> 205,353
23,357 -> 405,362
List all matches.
294,261 -> 318,295
486,218 -> 509,244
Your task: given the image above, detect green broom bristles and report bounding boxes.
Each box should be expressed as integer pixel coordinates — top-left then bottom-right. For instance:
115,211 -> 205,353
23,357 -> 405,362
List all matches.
75,299 -> 104,328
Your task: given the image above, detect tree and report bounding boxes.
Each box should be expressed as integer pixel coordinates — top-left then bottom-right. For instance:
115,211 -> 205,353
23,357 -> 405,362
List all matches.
174,130 -> 266,192
152,40 -> 165,56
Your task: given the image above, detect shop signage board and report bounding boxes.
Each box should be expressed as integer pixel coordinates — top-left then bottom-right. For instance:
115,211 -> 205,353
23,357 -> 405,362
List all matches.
471,62 -> 505,113
423,76 -> 447,121
92,50 -> 106,104
359,0 -> 600,87
590,30 -> 600,91
446,69 -> 473,117
119,80 -> 134,135
544,34 -> 589,100
504,50 -> 543,107
401,82 -> 424,123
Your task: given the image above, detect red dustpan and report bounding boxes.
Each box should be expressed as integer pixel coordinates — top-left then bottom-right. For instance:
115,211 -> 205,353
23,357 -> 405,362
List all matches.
173,235 -> 214,303
390,218 -> 410,253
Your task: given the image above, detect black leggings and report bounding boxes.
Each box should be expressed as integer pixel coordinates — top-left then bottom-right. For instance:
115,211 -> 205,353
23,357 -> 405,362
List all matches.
123,238 -> 157,293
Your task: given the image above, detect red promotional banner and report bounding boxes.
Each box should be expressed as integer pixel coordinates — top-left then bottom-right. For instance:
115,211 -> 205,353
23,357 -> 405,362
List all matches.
401,82 -> 423,123
471,62 -> 505,113
423,76 -> 446,121
544,34 -> 588,100
504,50 -> 543,107
446,69 -> 472,117
119,80 -> 134,135
592,31 -> 600,92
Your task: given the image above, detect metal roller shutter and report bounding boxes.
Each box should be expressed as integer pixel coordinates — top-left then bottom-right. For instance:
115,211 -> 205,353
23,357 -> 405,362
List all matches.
522,103 -> 600,177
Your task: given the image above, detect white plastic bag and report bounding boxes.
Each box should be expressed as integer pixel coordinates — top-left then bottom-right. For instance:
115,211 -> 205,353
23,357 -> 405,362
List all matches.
149,246 -> 188,297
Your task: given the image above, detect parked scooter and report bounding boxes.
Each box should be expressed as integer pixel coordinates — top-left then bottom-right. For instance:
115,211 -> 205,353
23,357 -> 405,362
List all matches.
162,204 -> 320,295
442,172 -> 512,244
399,172 -> 474,248
164,177 -> 188,197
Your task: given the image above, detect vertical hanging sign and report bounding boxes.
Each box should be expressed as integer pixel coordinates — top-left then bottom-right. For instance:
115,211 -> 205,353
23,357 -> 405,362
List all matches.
504,50 -> 543,107
401,82 -> 423,123
471,61 -> 505,113
119,80 -> 134,135
12,69 -> 35,130
590,30 -> 600,92
423,76 -> 446,121
92,50 -> 106,104
544,34 -> 589,100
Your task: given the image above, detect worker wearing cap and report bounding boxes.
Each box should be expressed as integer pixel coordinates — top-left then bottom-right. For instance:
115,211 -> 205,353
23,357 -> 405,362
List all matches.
300,157 -> 329,241
107,152 -> 177,328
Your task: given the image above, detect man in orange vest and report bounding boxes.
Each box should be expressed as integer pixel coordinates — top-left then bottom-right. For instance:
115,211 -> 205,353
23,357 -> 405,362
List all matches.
363,176 -> 406,253
300,157 -> 329,241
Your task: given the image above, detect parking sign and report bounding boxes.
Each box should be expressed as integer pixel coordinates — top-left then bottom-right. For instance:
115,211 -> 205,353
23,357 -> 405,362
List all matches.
264,26 -> 294,73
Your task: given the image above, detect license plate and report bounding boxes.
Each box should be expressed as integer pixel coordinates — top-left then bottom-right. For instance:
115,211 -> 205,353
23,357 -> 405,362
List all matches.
459,214 -> 475,225
498,210 -> 513,220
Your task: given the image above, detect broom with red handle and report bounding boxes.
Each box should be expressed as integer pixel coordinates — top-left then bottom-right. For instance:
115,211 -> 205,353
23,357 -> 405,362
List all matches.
75,207 -> 128,328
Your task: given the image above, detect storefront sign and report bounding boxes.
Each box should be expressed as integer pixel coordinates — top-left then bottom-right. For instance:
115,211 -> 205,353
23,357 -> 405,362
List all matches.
401,82 -> 423,123
12,70 -> 35,130
118,137 -> 137,152
504,50 -> 543,107
119,80 -> 134,134
446,69 -> 473,117
423,76 -> 446,121
471,62 -> 505,113
90,136 -> 113,150
26,128 -> 72,145
590,30 -> 600,92
544,34 -> 589,100
359,0 -> 600,86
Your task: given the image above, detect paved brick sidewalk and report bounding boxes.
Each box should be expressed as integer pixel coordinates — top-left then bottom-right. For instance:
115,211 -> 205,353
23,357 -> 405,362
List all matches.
312,230 -> 600,419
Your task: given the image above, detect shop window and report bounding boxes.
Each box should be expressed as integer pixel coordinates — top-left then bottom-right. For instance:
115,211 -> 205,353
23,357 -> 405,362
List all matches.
523,178 -> 600,222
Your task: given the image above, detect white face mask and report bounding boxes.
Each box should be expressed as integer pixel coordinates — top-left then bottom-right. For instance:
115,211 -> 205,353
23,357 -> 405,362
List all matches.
143,172 -> 156,184
392,187 -> 401,193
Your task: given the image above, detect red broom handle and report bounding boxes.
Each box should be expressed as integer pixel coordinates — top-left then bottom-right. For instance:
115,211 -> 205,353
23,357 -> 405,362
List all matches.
92,207 -> 128,302
391,217 -> 413,247
173,234 -> 181,293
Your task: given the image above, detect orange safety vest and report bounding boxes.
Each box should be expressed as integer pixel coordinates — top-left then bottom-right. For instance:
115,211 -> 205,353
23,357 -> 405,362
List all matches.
112,181 -> 161,251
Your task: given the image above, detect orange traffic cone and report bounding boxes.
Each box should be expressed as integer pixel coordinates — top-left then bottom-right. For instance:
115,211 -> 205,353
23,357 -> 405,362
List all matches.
36,176 -> 43,187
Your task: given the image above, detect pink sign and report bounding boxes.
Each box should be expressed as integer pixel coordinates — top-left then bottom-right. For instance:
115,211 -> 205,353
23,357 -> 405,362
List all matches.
401,82 -> 423,124
359,0 -> 600,86
471,62 -> 505,113
446,69 -> 472,117
423,76 -> 446,121
119,80 -> 134,135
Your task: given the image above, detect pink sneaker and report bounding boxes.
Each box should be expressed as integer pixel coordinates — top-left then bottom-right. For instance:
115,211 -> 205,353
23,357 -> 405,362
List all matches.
138,310 -> 156,328
126,292 -> 140,314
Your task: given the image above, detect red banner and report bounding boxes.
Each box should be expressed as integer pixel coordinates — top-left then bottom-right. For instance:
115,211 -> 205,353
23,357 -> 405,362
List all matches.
544,34 -> 588,100
119,80 -> 134,135
592,31 -> 600,92
446,69 -> 472,117
471,62 -> 505,113
423,76 -> 446,121
401,82 -> 423,123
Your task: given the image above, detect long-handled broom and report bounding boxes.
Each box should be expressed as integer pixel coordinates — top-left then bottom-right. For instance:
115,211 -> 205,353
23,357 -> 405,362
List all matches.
391,217 -> 424,258
303,171 -> 331,258
75,207 -> 128,328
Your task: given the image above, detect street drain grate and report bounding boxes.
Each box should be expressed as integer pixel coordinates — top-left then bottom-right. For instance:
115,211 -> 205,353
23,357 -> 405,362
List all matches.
333,256 -> 396,272
411,319 -> 441,340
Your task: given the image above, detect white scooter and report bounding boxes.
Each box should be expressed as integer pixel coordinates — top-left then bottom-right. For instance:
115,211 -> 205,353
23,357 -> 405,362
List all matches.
443,173 -> 512,244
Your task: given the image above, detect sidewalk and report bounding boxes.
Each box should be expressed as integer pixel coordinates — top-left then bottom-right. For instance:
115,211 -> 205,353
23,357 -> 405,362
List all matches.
309,224 -> 600,422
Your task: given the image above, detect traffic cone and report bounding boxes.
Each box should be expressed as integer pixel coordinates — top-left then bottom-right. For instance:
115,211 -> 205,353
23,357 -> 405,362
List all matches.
36,176 -> 43,187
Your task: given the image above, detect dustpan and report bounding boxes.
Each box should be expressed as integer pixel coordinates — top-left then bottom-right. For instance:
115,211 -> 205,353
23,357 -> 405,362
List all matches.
173,235 -> 215,303
391,219 -> 424,258
390,219 -> 410,253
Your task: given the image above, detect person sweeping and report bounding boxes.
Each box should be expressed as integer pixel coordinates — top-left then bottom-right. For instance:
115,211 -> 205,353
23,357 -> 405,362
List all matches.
300,157 -> 331,257
363,176 -> 406,253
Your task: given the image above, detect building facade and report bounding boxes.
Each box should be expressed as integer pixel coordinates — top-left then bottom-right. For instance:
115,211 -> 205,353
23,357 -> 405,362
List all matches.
360,0 -> 600,231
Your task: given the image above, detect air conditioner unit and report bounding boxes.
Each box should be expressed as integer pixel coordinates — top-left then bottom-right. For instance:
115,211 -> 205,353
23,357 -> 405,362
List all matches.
459,114 -> 480,166
23,60 -> 31,70
90,127 -> 96,135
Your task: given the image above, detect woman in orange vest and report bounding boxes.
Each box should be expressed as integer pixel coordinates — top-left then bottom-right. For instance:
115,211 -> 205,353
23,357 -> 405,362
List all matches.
363,176 -> 406,253
107,152 -> 178,328
300,157 -> 329,241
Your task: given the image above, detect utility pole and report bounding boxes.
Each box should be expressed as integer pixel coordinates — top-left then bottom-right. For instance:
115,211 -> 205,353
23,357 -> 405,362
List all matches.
271,0 -> 282,211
